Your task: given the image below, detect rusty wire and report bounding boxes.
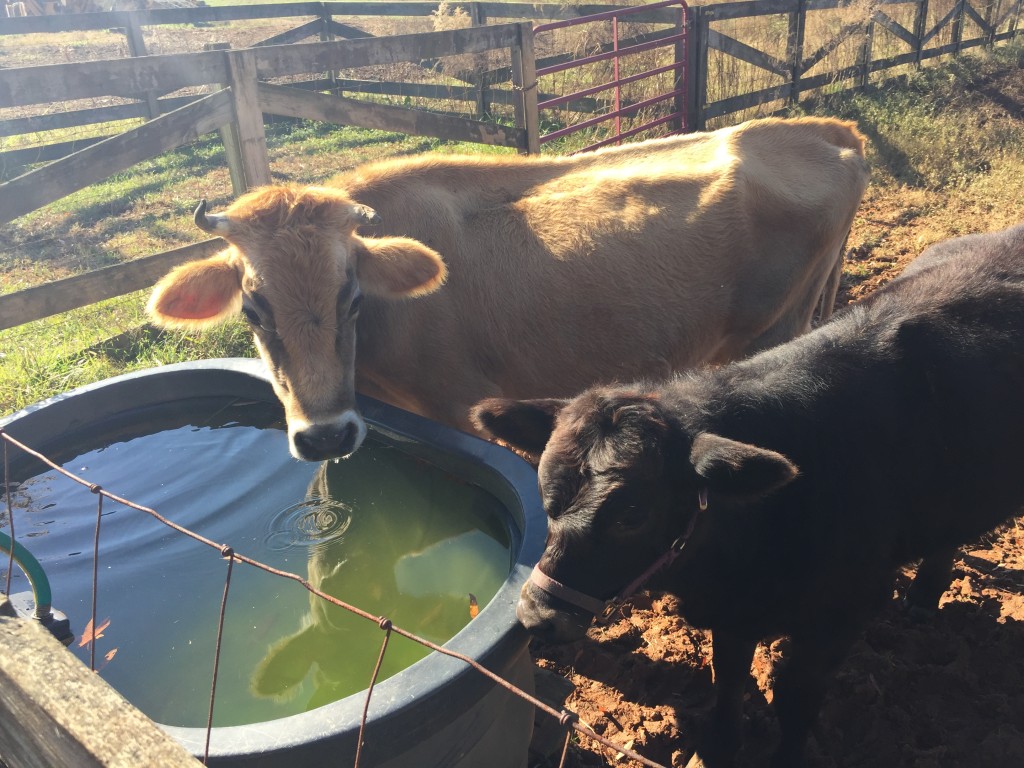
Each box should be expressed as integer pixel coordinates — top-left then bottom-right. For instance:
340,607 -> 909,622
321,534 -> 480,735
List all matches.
3,439 -> 13,600
0,428 -> 669,768
354,617 -> 393,768
89,487 -> 103,672
204,547 -> 235,766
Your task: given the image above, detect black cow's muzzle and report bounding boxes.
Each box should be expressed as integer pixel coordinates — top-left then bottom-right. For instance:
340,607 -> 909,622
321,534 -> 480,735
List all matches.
516,577 -> 592,643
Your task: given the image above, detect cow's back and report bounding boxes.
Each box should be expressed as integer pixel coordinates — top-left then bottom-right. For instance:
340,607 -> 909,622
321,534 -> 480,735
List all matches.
340,119 -> 869,427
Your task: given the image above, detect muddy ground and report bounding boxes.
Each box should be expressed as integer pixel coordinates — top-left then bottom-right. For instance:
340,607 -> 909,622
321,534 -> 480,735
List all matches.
527,64 -> 1024,768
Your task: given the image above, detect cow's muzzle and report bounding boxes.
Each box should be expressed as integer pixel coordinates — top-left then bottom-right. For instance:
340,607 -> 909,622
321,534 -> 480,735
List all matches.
516,579 -> 592,644
290,412 -> 366,461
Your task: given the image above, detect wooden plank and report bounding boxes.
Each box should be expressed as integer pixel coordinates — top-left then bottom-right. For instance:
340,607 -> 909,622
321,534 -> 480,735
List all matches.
801,19 -> 870,72
963,1 -> 992,31
800,63 -> 867,91
0,137 -> 106,168
0,4 -> 325,34
481,2 -> 680,23
0,615 -> 204,767
511,22 -> 539,154
702,82 -> 793,121
0,90 -> 233,227
255,18 -> 325,47
684,5 -> 702,131
914,0 -> 930,64
0,50 -> 228,109
701,0 -> 799,23
693,6 -> 710,130
250,24 -> 523,79
870,49 -> 922,70
872,9 -> 918,47
226,50 -> 271,189
326,18 -> 373,39
257,82 -> 520,149
708,28 -> 790,77
0,96 -> 194,139
922,5 -> 960,46
0,240 -> 224,331
123,16 -> 160,120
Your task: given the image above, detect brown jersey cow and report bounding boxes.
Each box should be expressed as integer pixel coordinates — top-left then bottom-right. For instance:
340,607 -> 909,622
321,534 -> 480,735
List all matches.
147,117 -> 869,461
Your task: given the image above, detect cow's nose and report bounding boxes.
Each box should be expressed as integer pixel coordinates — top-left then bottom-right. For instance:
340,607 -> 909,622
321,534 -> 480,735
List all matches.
293,423 -> 358,461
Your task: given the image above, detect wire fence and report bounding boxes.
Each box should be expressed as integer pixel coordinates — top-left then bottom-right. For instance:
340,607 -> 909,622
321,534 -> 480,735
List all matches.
0,427 -> 672,768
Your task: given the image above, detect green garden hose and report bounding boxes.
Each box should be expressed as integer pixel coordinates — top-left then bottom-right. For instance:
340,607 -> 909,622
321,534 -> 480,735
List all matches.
0,529 -> 53,619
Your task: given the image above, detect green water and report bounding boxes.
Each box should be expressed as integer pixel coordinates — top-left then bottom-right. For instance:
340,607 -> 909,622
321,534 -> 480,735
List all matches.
1,397 -> 512,727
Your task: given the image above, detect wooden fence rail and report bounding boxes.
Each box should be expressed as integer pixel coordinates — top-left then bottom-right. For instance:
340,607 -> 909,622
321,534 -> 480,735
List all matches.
0,0 -> 1022,332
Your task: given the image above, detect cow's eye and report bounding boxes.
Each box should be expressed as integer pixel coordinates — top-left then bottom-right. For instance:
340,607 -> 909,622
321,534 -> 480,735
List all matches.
614,504 -> 647,531
241,306 -> 261,326
347,293 -> 363,318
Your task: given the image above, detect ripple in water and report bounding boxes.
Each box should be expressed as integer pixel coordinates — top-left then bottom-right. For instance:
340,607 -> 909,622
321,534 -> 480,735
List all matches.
263,498 -> 353,552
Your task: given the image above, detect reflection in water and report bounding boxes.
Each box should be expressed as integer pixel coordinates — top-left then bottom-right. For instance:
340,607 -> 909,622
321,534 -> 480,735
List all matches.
250,460 -> 512,710
3,398 -> 512,726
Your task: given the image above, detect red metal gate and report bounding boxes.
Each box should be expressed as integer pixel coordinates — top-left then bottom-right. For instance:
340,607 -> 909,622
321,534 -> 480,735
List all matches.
533,0 -> 689,153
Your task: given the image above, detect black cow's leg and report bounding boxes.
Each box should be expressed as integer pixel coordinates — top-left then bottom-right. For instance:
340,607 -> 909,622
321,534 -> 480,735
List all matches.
770,620 -> 860,768
689,631 -> 756,767
906,547 -> 956,616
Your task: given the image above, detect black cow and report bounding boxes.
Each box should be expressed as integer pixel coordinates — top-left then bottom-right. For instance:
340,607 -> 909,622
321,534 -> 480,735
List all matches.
471,223 -> 1024,767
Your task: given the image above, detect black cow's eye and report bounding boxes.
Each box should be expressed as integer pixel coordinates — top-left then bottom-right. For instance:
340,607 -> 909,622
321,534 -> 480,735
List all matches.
615,504 -> 647,531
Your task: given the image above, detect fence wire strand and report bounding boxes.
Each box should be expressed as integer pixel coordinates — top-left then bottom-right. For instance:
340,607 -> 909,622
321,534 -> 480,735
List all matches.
0,428 -> 669,768
89,488 -> 103,673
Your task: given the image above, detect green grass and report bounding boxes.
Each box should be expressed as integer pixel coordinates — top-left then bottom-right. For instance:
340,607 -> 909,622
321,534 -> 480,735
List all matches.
0,292 -> 255,416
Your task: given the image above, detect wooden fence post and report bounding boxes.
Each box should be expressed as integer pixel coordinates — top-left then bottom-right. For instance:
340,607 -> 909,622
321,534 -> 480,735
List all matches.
318,3 -> 337,89
205,42 -> 247,197
470,2 -> 490,118
986,0 -> 1000,46
859,11 -> 875,88
787,0 -> 807,105
670,2 -> 686,133
913,0 -> 930,65
953,0 -> 966,54
685,6 -> 707,131
0,615 -> 204,768
511,21 -> 539,154
225,49 -> 272,189
123,12 -> 160,119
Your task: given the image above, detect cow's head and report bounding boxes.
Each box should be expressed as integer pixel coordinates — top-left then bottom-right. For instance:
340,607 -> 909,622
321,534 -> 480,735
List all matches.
147,188 -> 447,461
471,388 -> 798,643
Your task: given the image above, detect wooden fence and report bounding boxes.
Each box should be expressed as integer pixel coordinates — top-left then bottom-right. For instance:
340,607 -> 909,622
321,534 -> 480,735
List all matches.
0,0 -> 1022,333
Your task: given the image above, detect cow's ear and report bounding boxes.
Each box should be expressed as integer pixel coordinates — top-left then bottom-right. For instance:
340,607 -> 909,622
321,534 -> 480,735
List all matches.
471,398 -> 566,457
356,237 -> 447,298
689,433 -> 798,500
146,250 -> 242,329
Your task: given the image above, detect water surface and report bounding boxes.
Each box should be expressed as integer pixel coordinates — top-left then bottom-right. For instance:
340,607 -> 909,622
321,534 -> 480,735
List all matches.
2,396 -> 512,727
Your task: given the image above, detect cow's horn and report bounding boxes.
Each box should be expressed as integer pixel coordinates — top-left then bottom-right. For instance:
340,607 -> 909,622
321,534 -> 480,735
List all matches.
355,205 -> 382,226
194,199 -> 232,236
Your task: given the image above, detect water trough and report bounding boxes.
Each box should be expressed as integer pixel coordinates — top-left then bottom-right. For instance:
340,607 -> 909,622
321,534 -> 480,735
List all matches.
0,358 -> 545,768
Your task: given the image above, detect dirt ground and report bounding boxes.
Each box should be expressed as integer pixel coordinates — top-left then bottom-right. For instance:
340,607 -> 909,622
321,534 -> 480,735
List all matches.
527,64 -> 1024,768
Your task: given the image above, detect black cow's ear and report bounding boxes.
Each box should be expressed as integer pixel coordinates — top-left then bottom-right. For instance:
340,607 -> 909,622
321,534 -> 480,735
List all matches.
689,433 -> 798,500
471,398 -> 566,457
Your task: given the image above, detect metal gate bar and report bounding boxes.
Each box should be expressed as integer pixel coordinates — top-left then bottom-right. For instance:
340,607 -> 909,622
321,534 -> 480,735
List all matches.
533,0 -> 689,151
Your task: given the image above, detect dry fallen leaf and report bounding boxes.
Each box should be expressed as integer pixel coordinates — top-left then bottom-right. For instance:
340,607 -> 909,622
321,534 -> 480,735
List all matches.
78,617 -> 111,648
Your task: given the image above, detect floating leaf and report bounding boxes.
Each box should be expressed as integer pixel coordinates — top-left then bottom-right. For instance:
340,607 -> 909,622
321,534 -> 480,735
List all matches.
78,617 -> 111,647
